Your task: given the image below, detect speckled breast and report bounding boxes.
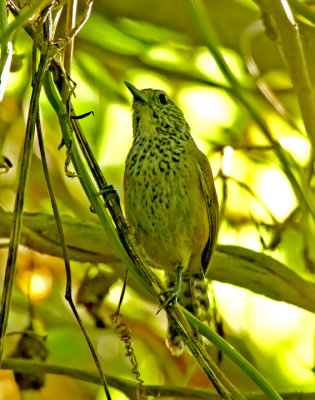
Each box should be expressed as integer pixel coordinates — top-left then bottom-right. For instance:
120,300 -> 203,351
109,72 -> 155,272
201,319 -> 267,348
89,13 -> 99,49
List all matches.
124,137 -> 208,270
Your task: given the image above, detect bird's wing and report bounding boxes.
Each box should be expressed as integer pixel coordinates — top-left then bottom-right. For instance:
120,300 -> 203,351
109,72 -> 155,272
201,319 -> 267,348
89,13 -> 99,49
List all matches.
196,150 -> 219,275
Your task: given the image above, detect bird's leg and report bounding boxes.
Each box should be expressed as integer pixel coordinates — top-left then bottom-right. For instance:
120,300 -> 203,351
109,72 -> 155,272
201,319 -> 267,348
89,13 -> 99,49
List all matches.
159,264 -> 183,309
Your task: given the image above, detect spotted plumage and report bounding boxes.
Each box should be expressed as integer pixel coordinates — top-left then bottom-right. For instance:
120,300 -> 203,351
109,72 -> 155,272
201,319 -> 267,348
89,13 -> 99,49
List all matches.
124,82 -> 219,355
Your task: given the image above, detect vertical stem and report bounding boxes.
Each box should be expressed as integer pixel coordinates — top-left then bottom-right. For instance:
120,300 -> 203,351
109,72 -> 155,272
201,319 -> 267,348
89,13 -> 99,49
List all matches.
0,0 -> 51,46
64,0 -> 77,74
62,0 -> 77,299
187,0 -> 315,220
55,3 -> 111,399
0,52 -> 49,363
0,0 -> 7,36
61,0 -> 77,101
264,0 -> 315,155
36,115 -> 112,400
44,70 -> 236,399
0,0 -> 12,101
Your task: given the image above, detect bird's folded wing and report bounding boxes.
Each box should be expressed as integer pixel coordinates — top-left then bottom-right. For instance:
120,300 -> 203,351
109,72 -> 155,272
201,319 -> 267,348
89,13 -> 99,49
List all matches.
196,151 -> 219,274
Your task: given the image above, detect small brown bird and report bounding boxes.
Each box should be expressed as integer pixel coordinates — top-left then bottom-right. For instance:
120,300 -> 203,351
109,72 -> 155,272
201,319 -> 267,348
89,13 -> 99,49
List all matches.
124,82 -> 219,355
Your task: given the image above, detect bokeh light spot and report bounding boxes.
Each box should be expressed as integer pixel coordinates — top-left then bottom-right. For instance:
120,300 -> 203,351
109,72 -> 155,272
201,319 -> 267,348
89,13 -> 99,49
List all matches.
253,167 -> 297,221
222,146 -> 234,176
100,104 -> 132,167
279,136 -> 311,166
178,85 -> 238,139
281,350 -> 315,386
195,47 -> 247,84
213,282 -> 250,334
17,267 -> 53,302
146,46 -> 180,64
126,72 -> 171,94
0,370 -> 19,400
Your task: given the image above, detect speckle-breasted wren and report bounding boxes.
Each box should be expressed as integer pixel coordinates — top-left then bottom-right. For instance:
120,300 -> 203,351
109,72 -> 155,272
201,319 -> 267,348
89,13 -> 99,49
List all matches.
124,82 -> 219,355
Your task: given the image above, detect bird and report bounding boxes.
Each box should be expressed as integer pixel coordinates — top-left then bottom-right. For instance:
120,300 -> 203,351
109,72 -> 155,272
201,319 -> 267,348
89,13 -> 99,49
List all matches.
123,81 -> 219,356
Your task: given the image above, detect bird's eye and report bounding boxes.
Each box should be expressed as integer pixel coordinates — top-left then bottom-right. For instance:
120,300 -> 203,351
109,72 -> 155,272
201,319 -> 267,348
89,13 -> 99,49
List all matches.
159,93 -> 168,105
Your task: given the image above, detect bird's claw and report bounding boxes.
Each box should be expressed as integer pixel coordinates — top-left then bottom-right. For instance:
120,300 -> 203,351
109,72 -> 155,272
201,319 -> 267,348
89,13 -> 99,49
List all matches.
158,286 -> 180,310
157,265 -> 183,314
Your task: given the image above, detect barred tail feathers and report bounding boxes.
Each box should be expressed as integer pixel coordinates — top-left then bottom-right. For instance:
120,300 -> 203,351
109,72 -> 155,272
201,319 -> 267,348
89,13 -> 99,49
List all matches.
165,271 -> 211,356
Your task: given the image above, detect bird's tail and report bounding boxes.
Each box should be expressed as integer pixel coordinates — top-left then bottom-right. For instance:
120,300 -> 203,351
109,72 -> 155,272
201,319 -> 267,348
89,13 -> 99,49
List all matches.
165,270 -> 211,356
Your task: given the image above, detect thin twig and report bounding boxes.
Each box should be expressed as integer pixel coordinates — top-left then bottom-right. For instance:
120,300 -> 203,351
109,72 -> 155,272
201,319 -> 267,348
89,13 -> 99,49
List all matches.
184,308 -> 282,400
186,0 -> 315,221
34,3 -> 111,397
0,0 -> 52,46
240,20 -> 302,133
0,0 -> 12,101
5,3 -> 286,399
62,0 -> 93,50
262,0 -> 315,152
44,67 -> 239,399
35,113 -> 112,400
0,47 -> 51,362
1,208 -> 315,316
63,0 -> 77,74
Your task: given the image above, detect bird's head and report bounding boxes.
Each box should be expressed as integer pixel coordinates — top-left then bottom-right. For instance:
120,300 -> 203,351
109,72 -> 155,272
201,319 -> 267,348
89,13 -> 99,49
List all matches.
125,81 -> 191,141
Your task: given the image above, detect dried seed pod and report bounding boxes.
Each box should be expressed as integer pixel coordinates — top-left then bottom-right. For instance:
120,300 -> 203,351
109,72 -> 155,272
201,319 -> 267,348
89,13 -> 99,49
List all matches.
11,331 -> 48,390
77,265 -> 117,327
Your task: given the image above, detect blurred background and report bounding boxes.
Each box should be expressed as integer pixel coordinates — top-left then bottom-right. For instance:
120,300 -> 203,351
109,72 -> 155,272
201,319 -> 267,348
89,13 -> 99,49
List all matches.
1,0 -> 315,398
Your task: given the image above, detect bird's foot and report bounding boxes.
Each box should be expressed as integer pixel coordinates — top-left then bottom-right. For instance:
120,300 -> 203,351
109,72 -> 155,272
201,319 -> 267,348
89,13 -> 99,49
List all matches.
157,265 -> 183,313
159,285 -> 180,308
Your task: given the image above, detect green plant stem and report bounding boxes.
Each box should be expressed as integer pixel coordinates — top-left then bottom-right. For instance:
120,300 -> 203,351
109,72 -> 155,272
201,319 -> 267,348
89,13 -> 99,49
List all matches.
183,309 -> 283,400
44,69 -> 243,400
3,358 -> 312,400
291,0 -> 315,28
263,0 -> 315,153
43,71 -> 153,293
36,115 -> 111,400
0,1 -> 7,43
64,0 -> 77,73
240,21 -> 301,133
47,3 -> 110,398
0,0 -> 12,100
67,101 -> 244,399
187,0 -> 315,221
1,209 -> 314,316
0,51 -> 50,363
0,0 -> 51,46
61,0 -> 78,101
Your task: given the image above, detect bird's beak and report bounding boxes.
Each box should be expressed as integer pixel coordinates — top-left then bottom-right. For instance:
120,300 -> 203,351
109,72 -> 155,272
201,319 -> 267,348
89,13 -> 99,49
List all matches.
124,81 -> 148,103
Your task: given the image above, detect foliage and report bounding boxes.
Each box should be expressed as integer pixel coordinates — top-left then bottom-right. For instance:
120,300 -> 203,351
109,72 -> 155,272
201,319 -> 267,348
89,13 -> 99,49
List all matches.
1,0 -> 315,399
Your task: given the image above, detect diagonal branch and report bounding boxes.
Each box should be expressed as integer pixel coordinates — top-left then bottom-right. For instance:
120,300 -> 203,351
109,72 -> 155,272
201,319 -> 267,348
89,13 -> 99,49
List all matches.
1,208 -> 314,316
2,358 -> 313,400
